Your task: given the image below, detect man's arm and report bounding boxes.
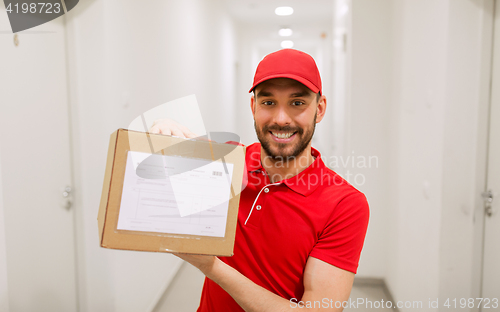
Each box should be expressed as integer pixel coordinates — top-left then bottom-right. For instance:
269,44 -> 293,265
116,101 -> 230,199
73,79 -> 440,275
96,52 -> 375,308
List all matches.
301,256 -> 355,309
175,253 -> 354,312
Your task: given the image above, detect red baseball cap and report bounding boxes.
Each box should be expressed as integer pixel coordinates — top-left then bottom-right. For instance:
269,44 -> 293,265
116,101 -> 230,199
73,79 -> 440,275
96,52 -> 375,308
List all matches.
249,49 -> 322,95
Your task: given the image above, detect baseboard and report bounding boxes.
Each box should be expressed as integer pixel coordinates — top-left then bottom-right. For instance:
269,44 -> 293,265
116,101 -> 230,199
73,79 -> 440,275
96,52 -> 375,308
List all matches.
353,277 -> 399,312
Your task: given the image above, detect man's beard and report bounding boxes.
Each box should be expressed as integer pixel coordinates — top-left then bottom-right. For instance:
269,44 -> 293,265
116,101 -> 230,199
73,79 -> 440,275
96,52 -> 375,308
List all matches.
255,112 -> 317,161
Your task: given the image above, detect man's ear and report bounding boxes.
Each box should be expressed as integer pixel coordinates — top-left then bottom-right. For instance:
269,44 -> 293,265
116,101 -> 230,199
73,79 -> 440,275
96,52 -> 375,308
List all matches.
250,94 -> 256,116
315,95 -> 327,123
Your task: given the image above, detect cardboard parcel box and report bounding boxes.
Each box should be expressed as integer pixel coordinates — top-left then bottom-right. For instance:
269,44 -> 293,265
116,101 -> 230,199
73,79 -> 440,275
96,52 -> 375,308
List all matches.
98,129 -> 245,256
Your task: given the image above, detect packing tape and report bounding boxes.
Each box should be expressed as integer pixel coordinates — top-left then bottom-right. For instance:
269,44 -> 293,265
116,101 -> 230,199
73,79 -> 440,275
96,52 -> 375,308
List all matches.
208,140 -> 215,161
158,236 -> 183,253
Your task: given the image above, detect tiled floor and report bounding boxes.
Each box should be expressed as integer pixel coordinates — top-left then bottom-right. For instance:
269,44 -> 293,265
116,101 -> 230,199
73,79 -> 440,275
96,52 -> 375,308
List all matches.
344,284 -> 395,311
154,264 -> 397,312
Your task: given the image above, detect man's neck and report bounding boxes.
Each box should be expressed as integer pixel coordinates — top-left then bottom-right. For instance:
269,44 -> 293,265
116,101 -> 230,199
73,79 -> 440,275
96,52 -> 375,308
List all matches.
260,146 -> 315,183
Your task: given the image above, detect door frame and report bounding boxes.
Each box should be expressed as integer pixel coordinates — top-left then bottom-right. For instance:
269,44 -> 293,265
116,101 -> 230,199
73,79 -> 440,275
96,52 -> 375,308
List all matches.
472,0 -> 496,310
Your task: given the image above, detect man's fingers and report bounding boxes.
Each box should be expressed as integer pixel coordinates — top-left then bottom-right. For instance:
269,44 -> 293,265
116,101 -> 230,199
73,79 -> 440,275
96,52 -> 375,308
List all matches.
185,132 -> 199,139
148,125 -> 160,134
149,120 -> 198,139
178,124 -> 199,139
151,118 -> 173,127
170,128 -> 186,138
153,126 -> 171,136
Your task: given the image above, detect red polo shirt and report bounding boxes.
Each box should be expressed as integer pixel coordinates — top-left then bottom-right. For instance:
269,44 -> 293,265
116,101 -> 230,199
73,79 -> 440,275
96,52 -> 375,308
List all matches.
197,143 -> 369,311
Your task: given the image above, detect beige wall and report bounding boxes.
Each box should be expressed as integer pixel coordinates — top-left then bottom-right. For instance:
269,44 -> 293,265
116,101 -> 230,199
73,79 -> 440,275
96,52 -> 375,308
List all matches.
0,140 -> 8,312
349,0 -> 491,309
65,0 -> 237,311
349,0 -> 394,279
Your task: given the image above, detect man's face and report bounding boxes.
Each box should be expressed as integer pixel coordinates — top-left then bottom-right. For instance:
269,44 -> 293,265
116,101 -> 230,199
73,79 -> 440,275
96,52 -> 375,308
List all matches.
251,78 -> 326,160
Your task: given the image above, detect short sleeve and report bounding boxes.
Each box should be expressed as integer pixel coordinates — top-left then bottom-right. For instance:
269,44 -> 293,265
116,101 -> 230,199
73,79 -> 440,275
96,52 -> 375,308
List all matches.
224,141 -> 245,146
225,141 -> 247,190
309,192 -> 370,274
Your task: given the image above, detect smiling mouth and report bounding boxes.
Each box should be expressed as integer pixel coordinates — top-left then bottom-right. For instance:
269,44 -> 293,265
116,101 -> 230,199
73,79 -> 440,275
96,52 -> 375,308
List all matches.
270,131 -> 297,139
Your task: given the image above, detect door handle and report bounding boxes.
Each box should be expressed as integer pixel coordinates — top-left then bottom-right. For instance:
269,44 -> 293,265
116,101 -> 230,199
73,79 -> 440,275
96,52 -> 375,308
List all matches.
482,190 -> 495,217
61,185 -> 73,210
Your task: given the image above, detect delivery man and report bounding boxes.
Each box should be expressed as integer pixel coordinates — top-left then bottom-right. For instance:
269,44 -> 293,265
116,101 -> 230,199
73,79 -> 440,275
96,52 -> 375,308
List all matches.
149,49 -> 369,311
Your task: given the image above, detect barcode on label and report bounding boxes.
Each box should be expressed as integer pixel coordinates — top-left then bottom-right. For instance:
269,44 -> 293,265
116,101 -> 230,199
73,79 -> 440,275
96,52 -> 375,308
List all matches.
212,171 -> 222,176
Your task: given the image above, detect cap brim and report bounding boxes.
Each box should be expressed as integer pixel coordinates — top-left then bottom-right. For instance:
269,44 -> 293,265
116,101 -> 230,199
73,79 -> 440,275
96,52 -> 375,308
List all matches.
249,74 -> 320,94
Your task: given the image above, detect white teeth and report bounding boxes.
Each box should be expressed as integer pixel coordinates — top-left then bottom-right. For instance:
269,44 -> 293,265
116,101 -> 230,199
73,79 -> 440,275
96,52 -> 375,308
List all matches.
272,132 -> 294,139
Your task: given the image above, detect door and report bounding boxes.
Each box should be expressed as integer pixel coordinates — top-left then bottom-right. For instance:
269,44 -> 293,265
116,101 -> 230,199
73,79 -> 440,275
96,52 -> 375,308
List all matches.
482,0 -> 500,307
0,7 -> 78,312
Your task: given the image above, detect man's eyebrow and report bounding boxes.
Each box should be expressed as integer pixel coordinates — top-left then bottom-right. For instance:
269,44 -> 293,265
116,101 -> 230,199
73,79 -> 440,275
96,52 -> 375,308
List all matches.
256,90 -> 273,98
256,90 -> 313,98
290,92 -> 313,98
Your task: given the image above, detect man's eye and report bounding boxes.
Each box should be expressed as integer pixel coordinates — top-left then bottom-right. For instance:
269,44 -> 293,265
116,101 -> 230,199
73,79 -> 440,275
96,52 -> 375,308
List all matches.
262,101 -> 274,105
291,101 -> 305,106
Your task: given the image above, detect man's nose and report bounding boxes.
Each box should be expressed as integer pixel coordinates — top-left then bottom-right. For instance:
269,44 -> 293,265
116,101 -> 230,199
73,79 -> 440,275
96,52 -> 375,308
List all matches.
272,105 -> 292,126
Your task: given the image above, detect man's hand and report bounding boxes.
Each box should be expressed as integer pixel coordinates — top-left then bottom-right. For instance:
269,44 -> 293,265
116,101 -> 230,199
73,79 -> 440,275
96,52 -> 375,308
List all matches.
148,118 -> 198,138
173,253 -> 217,277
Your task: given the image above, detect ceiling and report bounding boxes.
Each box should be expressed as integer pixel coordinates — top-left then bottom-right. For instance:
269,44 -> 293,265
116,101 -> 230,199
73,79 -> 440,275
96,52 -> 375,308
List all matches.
224,0 -> 334,26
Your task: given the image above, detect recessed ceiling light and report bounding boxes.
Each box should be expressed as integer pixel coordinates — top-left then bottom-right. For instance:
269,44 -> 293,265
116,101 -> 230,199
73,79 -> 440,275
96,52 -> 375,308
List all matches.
279,28 -> 293,37
275,6 -> 293,16
339,4 -> 349,16
281,40 -> 294,49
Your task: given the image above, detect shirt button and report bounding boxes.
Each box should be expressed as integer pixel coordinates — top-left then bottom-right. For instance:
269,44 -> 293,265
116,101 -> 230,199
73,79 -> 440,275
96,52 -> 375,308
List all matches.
264,188 -> 269,193
256,205 -> 262,210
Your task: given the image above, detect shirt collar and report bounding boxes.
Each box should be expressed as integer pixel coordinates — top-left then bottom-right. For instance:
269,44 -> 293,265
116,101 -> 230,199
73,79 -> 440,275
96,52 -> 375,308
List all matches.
245,143 -> 264,173
245,143 -> 326,196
